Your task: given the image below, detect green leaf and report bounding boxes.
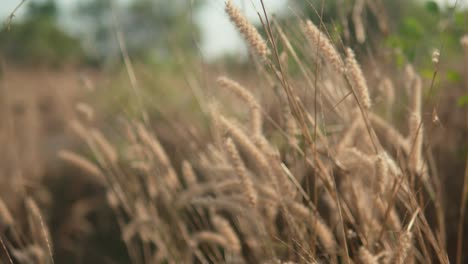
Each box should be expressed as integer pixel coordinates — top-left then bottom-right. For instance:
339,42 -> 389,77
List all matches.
454,12 -> 465,27
446,70 -> 462,83
395,52 -> 406,68
401,18 -> 424,38
425,1 -> 440,15
421,68 -> 434,79
457,95 -> 468,107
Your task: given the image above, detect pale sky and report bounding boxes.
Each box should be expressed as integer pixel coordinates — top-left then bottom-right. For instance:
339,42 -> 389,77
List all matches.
0,0 -> 465,59
0,0 -> 287,59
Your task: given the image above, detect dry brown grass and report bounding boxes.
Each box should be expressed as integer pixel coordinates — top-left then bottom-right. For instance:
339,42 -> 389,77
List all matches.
0,1 -> 467,264
49,2 -> 462,263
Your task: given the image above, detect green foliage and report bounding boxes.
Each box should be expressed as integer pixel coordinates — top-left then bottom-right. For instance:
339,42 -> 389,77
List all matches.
291,0 -> 467,66
0,0 -> 83,66
425,1 -> 440,14
385,1 -> 467,64
75,0 -> 201,65
457,94 -> 468,107
27,0 -> 58,19
446,70 -> 462,83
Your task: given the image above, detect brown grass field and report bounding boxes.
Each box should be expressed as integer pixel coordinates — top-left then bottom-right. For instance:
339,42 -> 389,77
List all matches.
0,0 -> 468,263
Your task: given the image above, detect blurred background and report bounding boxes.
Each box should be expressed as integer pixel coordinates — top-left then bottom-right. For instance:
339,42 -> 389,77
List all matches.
0,0 -> 467,263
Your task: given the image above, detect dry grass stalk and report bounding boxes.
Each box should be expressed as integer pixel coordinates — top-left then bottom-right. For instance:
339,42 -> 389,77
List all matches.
224,0 -> 270,60
224,138 -> 257,208
192,231 -> 228,248
432,49 -> 440,65
378,77 -> 395,110
345,47 -> 371,109
462,35 -> 468,93
58,150 -> 106,185
11,245 -> 46,264
336,117 -> 361,151
410,75 -> 422,118
408,113 -> 423,173
49,5 -> 456,263
25,198 -> 54,264
218,115 -> 269,174
376,152 -> 389,194
462,35 -> 468,48
0,198 -> 13,228
251,108 -> 263,137
217,76 -> 262,135
368,113 -> 408,152
90,129 -> 118,164
69,120 -> 91,141
106,191 -> 119,210
375,198 -> 402,232
217,77 -> 259,109
393,230 -> 413,264
75,102 -> 94,122
135,123 -> 180,191
287,202 -> 337,253
175,179 -> 241,208
212,215 -> 241,253
181,160 -> 197,187
303,20 -> 344,72
358,247 -> 378,264
352,0 -> 366,43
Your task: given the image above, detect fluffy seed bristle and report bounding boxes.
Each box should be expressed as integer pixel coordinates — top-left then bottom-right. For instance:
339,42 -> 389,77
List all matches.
352,0 -> 366,43
378,77 -> 395,108
217,77 -> 259,108
212,215 -> 241,253
393,230 -> 413,264
432,49 -> 440,65
58,150 -> 106,185
224,137 -> 257,208
218,115 -> 270,174
358,247 -> 378,264
224,0 -> 270,60
288,202 -> 337,252
345,48 -> 371,109
25,198 -> 54,263
408,113 -> 423,173
0,198 -> 13,227
192,231 -> 228,248
136,123 -> 180,191
460,35 -> 468,48
410,75 -> 422,117
303,20 -> 344,72
182,160 -> 198,187
75,102 -> 94,122
217,76 -> 262,135
90,129 -> 118,164
375,152 -> 389,194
